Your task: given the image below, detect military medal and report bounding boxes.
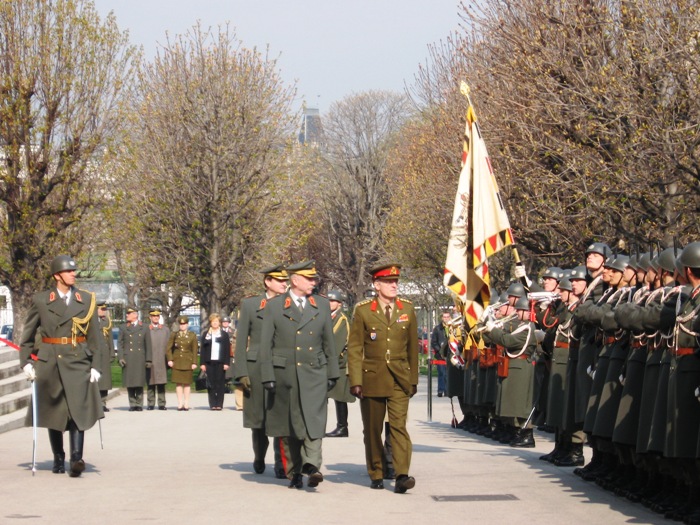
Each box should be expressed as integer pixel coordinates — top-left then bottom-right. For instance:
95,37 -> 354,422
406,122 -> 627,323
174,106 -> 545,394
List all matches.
370,331 -> 377,340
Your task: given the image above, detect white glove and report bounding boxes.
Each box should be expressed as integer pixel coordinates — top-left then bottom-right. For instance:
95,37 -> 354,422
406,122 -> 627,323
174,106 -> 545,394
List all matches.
90,368 -> 101,383
23,363 -> 36,381
514,265 -> 527,279
479,310 -> 493,324
695,386 -> 700,403
587,365 -> 595,380
538,301 -> 551,311
619,374 -> 626,386
535,329 -> 546,343
484,320 -> 496,333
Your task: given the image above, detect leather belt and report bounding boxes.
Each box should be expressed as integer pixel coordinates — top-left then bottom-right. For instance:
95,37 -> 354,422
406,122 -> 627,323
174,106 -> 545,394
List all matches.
554,341 -> 569,349
675,347 -> 696,357
42,337 -> 86,345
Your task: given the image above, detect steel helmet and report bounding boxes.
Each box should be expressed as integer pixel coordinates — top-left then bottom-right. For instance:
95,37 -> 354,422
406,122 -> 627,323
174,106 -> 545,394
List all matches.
679,242 -> 700,270
50,255 -> 77,275
542,267 -> 563,281
569,266 -> 587,281
585,242 -> 611,258
605,255 -> 629,273
326,290 -> 346,302
657,247 -> 680,274
558,277 -> 573,292
514,296 -> 530,311
506,282 -> 527,299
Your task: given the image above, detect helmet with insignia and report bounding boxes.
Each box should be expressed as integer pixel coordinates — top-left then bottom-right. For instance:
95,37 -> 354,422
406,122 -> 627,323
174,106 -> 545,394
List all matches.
637,252 -> 652,272
326,290 -> 346,302
514,296 -> 530,311
542,267 -> 563,281
370,263 -> 401,281
506,282 -> 526,298
679,241 -> 700,270
222,316 -> 231,323
364,288 -> 377,299
558,277 -> 573,292
585,242 -> 611,258
569,266 -> 587,281
604,254 -> 629,273
50,254 -> 78,275
657,247 -> 680,274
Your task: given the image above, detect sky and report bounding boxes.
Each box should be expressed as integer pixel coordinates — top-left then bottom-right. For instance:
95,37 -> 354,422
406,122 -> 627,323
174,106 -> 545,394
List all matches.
93,0 -> 463,113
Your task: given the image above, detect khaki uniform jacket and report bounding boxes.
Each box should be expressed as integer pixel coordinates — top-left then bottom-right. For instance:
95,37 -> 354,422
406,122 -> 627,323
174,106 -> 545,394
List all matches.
96,315 -> 114,391
146,324 -> 170,385
328,311 -> 355,403
117,321 -> 148,388
19,286 -> 103,431
259,292 -> 339,439
166,330 -> 199,370
347,298 -> 419,398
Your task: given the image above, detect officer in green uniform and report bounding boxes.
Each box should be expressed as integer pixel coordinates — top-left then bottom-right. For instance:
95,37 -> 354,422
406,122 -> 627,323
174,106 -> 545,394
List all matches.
96,302 -> 114,412
20,255 -> 103,477
166,316 -> 199,410
233,264 -> 289,477
145,308 -> 169,410
259,261 -> 339,490
118,306 -> 148,411
326,289 -> 355,437
348,263 -> 419,493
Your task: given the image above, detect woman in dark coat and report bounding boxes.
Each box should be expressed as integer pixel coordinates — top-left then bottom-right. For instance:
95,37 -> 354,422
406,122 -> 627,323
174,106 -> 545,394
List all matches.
199,313 -> 231,410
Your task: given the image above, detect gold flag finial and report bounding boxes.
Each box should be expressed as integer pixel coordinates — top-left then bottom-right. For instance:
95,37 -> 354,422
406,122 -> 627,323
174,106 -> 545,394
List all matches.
460,82 -> 470,97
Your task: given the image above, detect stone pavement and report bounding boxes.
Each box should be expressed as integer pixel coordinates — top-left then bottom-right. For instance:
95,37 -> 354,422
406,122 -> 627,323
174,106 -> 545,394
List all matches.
0,377 -> 665,524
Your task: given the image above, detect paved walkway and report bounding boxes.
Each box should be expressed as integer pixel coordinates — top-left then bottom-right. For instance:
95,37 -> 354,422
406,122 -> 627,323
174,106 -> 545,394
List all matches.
0,378 -> 664,524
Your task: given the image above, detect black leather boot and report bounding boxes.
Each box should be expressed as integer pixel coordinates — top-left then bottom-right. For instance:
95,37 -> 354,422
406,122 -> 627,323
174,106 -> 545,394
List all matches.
48,429 -> 65,474
68,426 -> 85,478
555,443 -> 585,467
325,402 -> 349,437
510,428 -> 535,448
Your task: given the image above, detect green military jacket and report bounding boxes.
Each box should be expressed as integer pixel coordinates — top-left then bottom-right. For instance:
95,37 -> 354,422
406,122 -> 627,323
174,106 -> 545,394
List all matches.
118,321 -> 148,388
166,330 -> 198,370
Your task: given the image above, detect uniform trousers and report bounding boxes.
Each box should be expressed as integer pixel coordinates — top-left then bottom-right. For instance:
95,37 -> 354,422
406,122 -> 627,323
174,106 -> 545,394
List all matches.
127,387 -> 143,408
360,382 -> 411,481
252,429 -> 284,471
279,435 -> 322,477
147,384 -> 166,408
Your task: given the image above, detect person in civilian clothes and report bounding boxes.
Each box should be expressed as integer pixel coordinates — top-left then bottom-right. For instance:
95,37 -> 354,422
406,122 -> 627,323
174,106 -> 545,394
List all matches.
199,313 -> 231,410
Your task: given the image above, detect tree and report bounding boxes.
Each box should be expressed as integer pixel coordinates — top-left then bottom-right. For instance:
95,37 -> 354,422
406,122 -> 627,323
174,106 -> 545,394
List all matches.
313,90 -> 414,306
117,23 -> 298,321
0,0 -> 135,339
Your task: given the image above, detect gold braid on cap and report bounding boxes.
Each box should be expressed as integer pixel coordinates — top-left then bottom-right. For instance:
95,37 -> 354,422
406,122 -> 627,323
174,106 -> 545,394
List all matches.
72,291 -> 96,346
293,269 -> 317,278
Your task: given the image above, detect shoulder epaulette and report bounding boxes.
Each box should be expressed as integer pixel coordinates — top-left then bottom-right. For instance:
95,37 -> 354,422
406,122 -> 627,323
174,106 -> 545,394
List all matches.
355,299 -> 373,307
398,297 -> 413,304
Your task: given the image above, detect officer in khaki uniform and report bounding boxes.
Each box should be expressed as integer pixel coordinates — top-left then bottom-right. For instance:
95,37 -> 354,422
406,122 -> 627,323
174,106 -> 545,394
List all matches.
96,302 -> 114,411
326,289 -> 355,437
166,316 -> 199,410
348,263 -> 419,493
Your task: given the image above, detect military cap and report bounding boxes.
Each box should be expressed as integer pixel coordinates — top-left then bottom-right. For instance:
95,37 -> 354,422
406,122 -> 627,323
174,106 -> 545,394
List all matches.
177,316 -> 189,324
222,316 -> 231,323
370,263 -> 401,280
261,264 -> 289,281
326,290 -> 346,302
126,305 -> 138,314
149,308 -> 162,316
50,255 -> 78,275
97,302 -> 107,309
287,260 -> 319,279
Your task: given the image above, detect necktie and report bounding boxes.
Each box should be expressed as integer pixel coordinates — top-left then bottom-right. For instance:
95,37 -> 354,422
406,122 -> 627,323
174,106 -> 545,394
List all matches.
297,298 -> 304,311
385,305 -> 391,323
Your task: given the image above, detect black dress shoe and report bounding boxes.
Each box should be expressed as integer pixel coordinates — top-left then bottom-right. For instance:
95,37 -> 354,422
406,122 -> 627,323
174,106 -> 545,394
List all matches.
325,426 -> 349,438
128,407 -> 136,412
69,459 -> 85,478
437,392 -> 444,397
307,468 -> 324,488
275,467 -> 287,479
147,406 -> 155,411
102,407 -> 110,412
135,407 -> 143,412
288,473 -> 303,489
159,406 -> 167,411
52,453 -> 65,474
394,475 -> 415,494
253,459 -> 265,474
371,479 -> 384,490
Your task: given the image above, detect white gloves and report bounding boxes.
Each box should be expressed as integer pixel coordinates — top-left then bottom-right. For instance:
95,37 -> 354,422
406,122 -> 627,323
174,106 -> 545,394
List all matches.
535,330 -> 546,343
695,386 -> 700,403
619,374 -> 626,386
90,368 -> 101,383
23,363 -> 36,381
514,265 -> 527,278
587,365 -> 596,380
484,320 -> 496,333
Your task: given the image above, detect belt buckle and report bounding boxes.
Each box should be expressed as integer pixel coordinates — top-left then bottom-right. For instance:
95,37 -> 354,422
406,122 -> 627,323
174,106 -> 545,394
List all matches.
61,337 -> 69,345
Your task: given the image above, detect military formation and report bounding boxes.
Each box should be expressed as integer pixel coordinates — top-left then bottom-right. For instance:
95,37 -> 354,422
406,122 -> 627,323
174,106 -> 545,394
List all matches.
441,241 -> 700,524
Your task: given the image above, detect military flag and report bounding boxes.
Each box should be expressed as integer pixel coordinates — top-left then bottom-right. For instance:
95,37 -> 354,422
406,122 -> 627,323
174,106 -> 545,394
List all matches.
443,83 -> 514,328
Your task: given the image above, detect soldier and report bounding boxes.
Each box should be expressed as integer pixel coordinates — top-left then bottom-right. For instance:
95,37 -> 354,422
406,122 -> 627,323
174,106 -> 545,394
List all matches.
232,264 -> 288,477
260,260 -> 338,489
326,289 -> 355,438
166,316 -> 199,411
117,306 -> 148,412
145,308 -> 169,410
19,255 -> 103,477
348,263 -> 419,493
482,295 -> 538,447
96,302 -> 114,412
